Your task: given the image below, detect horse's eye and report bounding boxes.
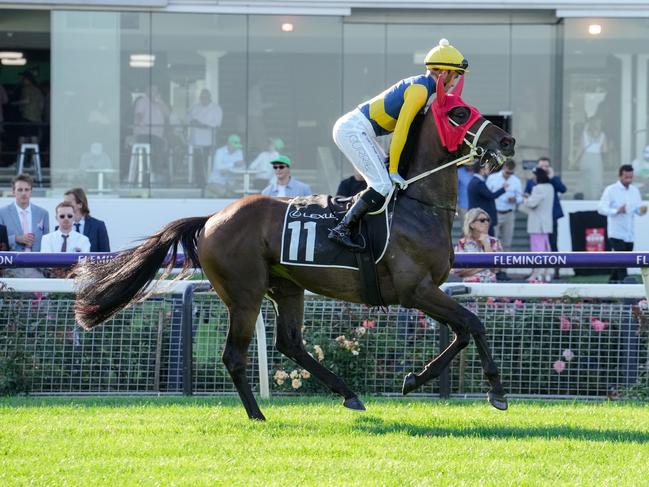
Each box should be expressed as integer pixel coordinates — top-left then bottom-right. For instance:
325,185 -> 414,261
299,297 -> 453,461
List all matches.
449,107 -> 470,125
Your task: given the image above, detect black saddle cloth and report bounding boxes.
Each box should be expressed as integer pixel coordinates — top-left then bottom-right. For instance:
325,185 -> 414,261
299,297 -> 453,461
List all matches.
280,194 -> 392,270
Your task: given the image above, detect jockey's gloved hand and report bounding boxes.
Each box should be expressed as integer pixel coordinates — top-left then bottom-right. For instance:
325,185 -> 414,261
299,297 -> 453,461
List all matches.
390,173 -> 408,190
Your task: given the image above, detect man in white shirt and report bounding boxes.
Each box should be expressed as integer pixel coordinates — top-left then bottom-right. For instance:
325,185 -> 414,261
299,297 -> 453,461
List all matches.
248,138 -> 284,188
187,89 -> 223,184
486,159 -> 522,252
597,164 -> 648,283
41,202 -> 91,254
207,134 -> 245,196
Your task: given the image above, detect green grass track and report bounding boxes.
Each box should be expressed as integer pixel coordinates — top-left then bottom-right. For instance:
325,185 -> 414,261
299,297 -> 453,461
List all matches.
2,396 -> 648,486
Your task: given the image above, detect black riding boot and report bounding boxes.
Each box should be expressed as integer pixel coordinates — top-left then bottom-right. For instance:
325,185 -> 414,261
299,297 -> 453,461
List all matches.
328,197 -> 371,251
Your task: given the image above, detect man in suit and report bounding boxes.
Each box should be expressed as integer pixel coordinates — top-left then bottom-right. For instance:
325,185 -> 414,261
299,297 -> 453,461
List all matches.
468,161 -> 508,236
0,224 -> 8,251
336,169 -> 367,198
0,173 -> 49,277
63,188 -> 110,252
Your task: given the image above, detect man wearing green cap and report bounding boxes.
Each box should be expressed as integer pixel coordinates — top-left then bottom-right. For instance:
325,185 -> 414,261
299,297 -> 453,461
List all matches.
207,134 -> 244,194
248,137 -> 284,188
261,155 -> 312,197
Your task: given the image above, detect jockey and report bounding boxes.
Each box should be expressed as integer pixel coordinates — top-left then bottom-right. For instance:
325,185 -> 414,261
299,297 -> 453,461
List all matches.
329,38 -> 468,250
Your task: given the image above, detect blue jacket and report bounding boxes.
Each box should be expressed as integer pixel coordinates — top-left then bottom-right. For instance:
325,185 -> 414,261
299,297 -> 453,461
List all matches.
83,215 -> 111,252
468,174 -> 505,234
262,177 -> 312,198
524,176 -> 566,220
0,203 -> 50,252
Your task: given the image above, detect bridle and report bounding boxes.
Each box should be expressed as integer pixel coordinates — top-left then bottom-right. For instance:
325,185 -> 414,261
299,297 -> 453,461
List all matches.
402,117 -> 493,188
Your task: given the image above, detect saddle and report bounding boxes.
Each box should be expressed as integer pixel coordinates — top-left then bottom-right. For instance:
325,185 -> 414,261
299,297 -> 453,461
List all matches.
280,193 -> 395,305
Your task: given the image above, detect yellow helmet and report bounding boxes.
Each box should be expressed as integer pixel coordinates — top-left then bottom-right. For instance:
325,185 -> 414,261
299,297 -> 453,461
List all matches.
424,38 -> 468,73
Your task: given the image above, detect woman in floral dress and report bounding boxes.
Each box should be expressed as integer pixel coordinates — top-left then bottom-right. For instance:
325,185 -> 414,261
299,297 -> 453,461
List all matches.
453,207 -> 503,283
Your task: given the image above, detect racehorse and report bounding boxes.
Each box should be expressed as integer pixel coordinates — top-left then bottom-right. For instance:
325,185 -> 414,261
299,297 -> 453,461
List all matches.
74,78 -> 515,420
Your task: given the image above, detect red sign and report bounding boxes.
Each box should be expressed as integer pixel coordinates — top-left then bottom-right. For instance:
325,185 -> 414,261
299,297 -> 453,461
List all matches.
585,228 -> 605,252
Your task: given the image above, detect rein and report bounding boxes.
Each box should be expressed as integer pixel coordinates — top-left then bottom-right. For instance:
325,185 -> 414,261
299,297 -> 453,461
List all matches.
402,119 -> 491,188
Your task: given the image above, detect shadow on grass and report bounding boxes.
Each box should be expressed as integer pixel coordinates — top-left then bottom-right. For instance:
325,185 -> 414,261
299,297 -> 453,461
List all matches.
351,415 -> 649,444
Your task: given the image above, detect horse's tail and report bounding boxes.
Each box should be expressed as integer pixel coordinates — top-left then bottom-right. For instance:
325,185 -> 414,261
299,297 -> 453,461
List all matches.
74,216 -> 209,330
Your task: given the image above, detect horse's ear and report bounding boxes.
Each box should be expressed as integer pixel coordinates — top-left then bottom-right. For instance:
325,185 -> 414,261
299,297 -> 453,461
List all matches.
452,75 -> 465,96
435,75 -> 447,105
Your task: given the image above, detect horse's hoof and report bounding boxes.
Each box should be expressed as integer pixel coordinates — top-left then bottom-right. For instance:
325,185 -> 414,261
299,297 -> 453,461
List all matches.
488,392 -> 508,411
402,373 -> 418,395
248,411 -> 267,421
343,396 -> 366,411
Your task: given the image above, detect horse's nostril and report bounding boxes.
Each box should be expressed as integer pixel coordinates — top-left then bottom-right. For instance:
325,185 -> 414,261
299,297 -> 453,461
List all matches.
500,137 -> 515,153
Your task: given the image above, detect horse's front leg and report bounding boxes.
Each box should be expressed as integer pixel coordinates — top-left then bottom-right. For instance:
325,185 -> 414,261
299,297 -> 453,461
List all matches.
401,280 -> 507,411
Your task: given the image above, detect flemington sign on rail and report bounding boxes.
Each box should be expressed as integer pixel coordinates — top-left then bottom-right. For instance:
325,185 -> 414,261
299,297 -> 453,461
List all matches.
0,252 -> 648,269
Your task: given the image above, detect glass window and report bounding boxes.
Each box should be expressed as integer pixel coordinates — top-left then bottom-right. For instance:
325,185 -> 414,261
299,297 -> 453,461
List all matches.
51,11 -> 146,194
386,24 -> 511,114
149,12 -> 247,197
511,24 -> 555,166
0,10 -> 51,180
563,18 -> 649,200
248,15 -> 342,195
339,23 -> 386,184
51,10 -> 247,197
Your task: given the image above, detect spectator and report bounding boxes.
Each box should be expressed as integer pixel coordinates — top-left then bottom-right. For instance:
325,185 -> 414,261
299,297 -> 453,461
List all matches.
631,145 -> 649,197
248,138 -> 284,189
133,85 -> 170,185
41,201 -> 91,278
40,202 -> 91,254
525,156 -> 566,276
0,223 -> 8,250
487,158 -> 522,251
63,188 -> 110,252
12,71 -> 44,142
336,169 -> 367,198
0,223 -> 7,277
468,161 -> 507,236
0,174 -> 49,277
522,167 -> 555,283
261,155 -> 312,197
206,134 -> 245,196
597,164 -> 648,283
578,117 -> 607,200
187,88 -> 223,185
456,163 -> 474,221
452,208 -> 503,283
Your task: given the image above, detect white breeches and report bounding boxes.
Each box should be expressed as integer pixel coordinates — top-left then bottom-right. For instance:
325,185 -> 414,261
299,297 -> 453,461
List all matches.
332,108 -> 392,196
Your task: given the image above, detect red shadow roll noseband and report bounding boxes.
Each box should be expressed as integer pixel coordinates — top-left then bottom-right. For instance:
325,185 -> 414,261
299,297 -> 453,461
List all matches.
431,75 -> 483,152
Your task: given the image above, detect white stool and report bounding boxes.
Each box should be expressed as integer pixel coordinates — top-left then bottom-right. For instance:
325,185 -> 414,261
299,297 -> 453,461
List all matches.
16,143 -> 43,186
128,143 -> 151,187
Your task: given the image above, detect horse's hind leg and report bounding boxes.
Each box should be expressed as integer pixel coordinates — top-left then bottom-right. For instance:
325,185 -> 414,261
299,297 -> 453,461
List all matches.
401,282 -> 507,410
270,279 -> 365,411
222,303 -> 266,420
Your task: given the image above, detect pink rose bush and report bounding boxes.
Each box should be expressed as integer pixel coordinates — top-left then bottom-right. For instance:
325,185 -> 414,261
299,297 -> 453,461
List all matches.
559,315 -> 572,331
589,317 -> 608,332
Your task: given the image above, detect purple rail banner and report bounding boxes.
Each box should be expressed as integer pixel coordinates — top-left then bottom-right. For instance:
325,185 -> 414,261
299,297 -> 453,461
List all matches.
0,251 -> 649,269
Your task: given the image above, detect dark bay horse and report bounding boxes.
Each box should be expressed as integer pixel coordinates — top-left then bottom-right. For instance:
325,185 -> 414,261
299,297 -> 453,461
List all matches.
74,84 -> 515,421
